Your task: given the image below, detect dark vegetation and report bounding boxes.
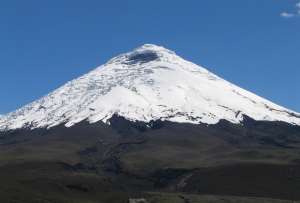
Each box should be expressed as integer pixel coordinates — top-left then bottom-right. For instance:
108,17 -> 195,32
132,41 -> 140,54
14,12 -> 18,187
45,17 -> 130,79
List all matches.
0,115 -> 300,202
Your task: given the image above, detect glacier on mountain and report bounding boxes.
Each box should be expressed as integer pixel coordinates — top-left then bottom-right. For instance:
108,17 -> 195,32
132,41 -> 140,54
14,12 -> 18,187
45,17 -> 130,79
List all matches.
0,44 -> 299,131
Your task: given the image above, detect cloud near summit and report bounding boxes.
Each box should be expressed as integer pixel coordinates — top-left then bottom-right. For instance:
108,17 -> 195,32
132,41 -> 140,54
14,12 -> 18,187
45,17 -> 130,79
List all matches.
280,2 -> 300,18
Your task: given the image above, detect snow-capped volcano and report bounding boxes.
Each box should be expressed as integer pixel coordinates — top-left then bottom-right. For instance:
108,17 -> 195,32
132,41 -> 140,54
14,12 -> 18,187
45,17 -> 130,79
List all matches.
0,44 -> 299,131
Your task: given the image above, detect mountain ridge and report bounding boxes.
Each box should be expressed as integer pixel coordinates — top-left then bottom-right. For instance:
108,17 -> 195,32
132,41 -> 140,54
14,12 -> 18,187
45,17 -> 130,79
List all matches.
0,44 -> 299,131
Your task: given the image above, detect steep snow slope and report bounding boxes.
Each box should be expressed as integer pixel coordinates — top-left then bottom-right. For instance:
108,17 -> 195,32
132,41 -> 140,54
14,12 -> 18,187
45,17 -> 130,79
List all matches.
0,44 -> 299,131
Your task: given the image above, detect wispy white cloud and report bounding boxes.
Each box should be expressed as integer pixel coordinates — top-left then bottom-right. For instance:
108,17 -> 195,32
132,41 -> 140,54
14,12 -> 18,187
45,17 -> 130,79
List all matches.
280,12 -> 295,18
280,2 -> 300,18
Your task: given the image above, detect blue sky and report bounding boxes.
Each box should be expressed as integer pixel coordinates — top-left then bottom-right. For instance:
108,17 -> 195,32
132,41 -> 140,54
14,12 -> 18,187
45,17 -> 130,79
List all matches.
0,0 -> 299,114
